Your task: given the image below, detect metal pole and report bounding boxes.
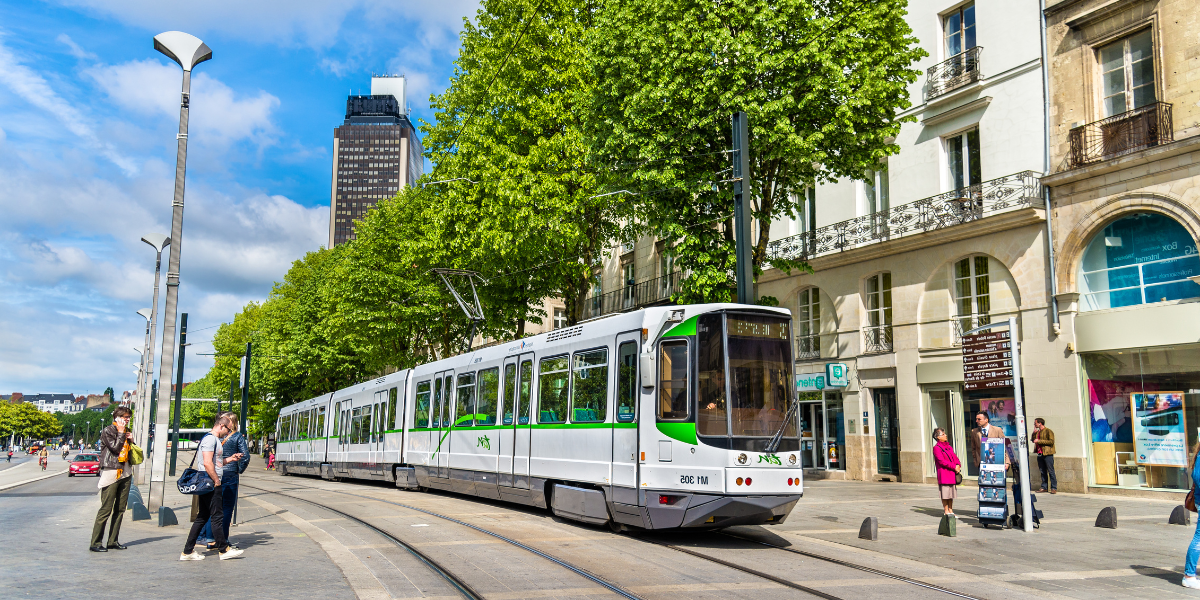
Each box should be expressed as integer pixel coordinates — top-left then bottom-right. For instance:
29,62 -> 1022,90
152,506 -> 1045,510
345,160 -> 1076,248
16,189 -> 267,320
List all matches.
170,313 -> 187,476
148,31 -> 211,516
731,112 -> 754,304
1010,316 -> 1033,532
137,247 -> 165,484
240,342 -> 251,435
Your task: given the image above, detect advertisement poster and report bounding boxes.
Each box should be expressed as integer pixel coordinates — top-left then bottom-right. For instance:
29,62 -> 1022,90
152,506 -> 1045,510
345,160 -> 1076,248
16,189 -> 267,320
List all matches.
980,438 -> 1005,466
1131,392 -> 1187,467
983,399 -> 1018,437
1088,380 -> 1140,443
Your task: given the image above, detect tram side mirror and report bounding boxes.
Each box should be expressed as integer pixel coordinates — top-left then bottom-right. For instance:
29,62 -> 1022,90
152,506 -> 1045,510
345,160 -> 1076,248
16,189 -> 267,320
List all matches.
640,353 -> 655,388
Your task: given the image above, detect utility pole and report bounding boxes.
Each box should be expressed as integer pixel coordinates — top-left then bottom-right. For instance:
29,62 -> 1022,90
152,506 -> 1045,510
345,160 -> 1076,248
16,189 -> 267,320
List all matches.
240,342 -> 251,435
170,313 -> 187,476
731,112 -> 754,304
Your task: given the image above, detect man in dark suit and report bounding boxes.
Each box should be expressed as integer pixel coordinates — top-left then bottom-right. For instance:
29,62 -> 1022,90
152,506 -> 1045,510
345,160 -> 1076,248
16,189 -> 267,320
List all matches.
969,411 -> 1010,469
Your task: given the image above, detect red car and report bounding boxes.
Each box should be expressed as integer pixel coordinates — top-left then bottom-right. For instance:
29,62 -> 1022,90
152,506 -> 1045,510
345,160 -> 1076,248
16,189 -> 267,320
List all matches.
69,453 -> 100,477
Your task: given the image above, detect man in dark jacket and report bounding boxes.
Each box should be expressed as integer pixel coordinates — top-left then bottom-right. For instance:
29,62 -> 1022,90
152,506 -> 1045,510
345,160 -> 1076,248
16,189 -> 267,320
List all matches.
1033,418 -> 1057,493
90,407 -> 134,552
199,412 -> 251,550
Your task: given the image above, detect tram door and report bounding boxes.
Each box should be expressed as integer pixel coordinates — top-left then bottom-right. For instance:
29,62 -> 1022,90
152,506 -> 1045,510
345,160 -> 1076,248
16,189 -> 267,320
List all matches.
436,372 -> 454,479
499,357 -> 519,486
612,334 -> 640,491
511,354 -> 534,488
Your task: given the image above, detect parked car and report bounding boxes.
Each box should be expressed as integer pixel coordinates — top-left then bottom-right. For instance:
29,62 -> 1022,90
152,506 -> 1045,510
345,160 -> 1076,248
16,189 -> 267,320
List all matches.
68,453 -> 100,477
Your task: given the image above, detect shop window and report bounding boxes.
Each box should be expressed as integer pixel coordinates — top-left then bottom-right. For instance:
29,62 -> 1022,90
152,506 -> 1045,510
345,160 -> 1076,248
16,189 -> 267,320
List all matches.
1082,346 -> 1200,490
796,287 -> 821,359
954,256 -> 990,338
946,128 -> 981,191
1078,213 -> 1200,311
1099,29 -> 1155,117
944,3 -> 976,58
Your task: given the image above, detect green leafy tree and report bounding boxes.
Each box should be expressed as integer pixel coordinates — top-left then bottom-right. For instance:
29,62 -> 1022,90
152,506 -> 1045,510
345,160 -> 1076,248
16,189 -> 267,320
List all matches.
587,0 -> 925,301
2,403 -> 62,440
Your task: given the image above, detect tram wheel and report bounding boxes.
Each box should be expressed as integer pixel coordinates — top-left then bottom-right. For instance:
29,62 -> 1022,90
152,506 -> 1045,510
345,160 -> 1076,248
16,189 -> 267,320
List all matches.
607,520 -> 625,534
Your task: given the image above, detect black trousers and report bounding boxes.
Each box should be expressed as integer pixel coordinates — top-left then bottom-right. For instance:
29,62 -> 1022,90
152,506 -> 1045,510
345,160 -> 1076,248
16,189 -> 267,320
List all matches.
1037,454 -> 1057,490
184,486 -> 226,554
91,475 -> 132,547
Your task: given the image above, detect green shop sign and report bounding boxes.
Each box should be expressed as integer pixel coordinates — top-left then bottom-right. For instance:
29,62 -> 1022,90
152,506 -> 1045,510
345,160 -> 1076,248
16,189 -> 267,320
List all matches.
796,373 -> 826,391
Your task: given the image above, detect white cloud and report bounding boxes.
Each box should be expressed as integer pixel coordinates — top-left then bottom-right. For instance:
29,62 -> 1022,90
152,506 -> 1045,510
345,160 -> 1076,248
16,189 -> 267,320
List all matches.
51,0 -> 479,48
56,33 -> 97,60
85,59 -> 280,148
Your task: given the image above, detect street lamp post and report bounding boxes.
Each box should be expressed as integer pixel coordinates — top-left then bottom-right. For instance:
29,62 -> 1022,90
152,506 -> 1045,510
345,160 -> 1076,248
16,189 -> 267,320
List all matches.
135,234 -> 170,483
134,312 -> 151,448
147,32 -> 211,522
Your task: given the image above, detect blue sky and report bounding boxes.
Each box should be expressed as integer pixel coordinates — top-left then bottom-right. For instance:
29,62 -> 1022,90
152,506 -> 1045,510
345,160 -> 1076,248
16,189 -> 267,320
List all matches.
0,0 -> 477,396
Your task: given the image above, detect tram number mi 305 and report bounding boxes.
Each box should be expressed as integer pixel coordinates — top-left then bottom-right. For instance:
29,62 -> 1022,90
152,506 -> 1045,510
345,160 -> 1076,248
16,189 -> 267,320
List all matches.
679,475 -> 709,485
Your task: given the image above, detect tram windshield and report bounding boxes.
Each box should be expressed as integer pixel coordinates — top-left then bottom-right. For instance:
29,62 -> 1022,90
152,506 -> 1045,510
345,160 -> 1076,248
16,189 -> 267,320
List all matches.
697,312 -> 797,442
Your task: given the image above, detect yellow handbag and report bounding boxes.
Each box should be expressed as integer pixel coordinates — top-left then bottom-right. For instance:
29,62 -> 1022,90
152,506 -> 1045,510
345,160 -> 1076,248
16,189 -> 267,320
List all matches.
129,443 -> 145,466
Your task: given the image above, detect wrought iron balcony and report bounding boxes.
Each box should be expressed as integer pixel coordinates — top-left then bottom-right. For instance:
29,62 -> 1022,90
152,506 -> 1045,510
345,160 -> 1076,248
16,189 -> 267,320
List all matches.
926,47 -> 982,100
953,313 -> 991,346
795,334 -> 821,360
768,171 -> 1042,263
584,271 -> 681,320
1067,102 -> 1173,169
863,324 -> 893,354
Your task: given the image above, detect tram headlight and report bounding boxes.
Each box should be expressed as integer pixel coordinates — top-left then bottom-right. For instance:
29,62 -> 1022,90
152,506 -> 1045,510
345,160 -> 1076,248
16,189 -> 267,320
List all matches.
737,453 -> 748,465
788,454 -> 797,465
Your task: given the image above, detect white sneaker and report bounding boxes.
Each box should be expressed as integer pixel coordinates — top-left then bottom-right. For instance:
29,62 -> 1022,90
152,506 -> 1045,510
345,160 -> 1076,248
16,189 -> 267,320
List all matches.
218,547 -> 244,560
1183,576 -> 1200,589
179,551 -> 205,561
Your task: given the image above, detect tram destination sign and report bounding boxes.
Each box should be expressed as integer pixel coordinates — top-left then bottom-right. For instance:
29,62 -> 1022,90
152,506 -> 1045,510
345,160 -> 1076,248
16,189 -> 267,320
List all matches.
962,330 -> 1014,391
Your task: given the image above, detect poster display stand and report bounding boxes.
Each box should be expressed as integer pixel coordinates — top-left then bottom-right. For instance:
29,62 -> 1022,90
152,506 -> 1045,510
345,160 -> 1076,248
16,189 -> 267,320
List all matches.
976,438 -> 1008,528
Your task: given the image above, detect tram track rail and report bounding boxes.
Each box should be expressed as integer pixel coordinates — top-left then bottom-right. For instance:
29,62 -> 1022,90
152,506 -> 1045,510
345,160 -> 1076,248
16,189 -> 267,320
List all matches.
240,480 -> 645,600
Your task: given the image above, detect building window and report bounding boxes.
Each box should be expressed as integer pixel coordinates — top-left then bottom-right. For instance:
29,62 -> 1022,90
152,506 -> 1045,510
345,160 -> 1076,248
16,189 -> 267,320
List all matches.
954,256 -> 990,338
797,287 -> 821,359
658,251 -> 675,298
622,262 -> 636,307
865,273 -> 893,353
946,128 -> 981,191
804,185 -> 817,233
944,3 -> 976,58
864,167 -> 890,215
1099,29 -> 1155,117
553,308 -> 567,330
1078,213 -> 1200,311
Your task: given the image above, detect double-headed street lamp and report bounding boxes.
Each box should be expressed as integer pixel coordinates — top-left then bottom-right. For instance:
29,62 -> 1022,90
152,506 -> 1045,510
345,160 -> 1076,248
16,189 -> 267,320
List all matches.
147,31 -> 210,520
135,234 -> 170,484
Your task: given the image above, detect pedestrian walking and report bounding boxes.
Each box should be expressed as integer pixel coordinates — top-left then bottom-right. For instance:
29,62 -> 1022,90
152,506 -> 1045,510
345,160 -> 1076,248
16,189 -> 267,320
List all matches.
267,448 -> 275,471
932,428 -> 962,516
6,450 -> 12,462
180,414 -> 245,561
197,412 -> 251,551
1032,418 -> 1057,494
90,407 -> 135,552
1182,441 -> 1200,589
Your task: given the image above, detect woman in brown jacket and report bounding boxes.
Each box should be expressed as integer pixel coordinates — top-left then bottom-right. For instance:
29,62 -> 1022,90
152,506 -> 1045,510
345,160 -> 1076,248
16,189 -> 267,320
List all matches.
90,407 -> 134,552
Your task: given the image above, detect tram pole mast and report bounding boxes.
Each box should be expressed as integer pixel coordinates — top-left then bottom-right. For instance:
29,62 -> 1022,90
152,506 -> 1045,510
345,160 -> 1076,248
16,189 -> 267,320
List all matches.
731,112 -> 754,305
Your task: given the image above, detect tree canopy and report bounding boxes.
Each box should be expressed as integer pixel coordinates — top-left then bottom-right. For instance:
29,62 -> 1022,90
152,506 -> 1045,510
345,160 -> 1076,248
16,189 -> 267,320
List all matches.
2,403 -> 64,441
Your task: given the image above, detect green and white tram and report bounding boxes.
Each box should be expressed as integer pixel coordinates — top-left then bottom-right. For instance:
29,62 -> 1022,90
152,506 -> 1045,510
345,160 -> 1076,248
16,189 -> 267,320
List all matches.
276,303 -> 803,530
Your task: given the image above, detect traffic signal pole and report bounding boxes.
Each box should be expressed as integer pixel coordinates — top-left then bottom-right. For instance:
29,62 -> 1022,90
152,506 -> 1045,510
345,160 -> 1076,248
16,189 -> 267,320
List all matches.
731,112 -> 754,304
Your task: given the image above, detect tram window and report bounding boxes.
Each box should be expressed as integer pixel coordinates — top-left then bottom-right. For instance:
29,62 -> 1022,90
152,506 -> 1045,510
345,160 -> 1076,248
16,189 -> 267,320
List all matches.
371,404 -> 379,442
697,313 -> 728,436
415,381 -> 431,428
443,375 -> 454,427
432,377 -> 444,427
299,410 -> 310,440
728,314 -> 795,438
538,355 -> 569,424
476,368 -> 499,426
518,360 -> 533,425
348,409 -> 357,444
333,402 -> 341,439
317,407 -> 325,438
617,342 -> 638,423
502,364 -> 516,425
456,373 -> 476,426
658,340 -> 690,420
571,348 -> 608,423
389,387 -> 399,430
343,410 -> 349,442
360,407 -> 370,444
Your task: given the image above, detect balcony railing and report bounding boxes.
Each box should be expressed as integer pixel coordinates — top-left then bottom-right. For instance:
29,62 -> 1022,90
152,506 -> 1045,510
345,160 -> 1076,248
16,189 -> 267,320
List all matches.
953,313 -> 991,346
585,271 -> 682,320
1067,102 -> 1173,169
795,334 -> 821,360
863,324 -> 893,354
768,171 -> 1042,263
926,47 -> 982,100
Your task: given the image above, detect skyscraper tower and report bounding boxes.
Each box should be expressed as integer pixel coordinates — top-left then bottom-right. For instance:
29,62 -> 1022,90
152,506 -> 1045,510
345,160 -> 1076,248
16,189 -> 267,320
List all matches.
329,75 -> 424,247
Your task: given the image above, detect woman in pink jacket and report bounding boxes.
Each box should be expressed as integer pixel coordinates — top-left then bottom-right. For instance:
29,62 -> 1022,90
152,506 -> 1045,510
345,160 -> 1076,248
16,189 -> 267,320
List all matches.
933,428 -> 962,517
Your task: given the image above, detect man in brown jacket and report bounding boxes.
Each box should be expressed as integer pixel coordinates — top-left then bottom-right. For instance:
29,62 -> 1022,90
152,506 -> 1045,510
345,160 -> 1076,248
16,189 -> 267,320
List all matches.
1033,418 -> 1057,493
970,411 -> 1010,469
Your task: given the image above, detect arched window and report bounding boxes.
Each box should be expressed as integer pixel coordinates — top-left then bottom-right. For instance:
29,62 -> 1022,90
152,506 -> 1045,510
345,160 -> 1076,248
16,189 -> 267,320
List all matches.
955,256 -> 990,337
1078,213 -> 1200,311
797,287 -> 821,359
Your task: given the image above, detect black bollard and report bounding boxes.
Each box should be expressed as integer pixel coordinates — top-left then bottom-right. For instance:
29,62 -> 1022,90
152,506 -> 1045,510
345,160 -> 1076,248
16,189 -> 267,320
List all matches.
1095,506 -> 1118,529
859,516 -> 878,540
1170,505 -> 1191,526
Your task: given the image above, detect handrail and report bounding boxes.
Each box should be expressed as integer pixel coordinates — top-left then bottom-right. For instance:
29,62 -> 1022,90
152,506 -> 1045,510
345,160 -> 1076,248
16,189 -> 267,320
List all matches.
767,171 -> 1042,263
1066,102 -> 1172,169
584,271 -> 682,319
925,46 -> 982,100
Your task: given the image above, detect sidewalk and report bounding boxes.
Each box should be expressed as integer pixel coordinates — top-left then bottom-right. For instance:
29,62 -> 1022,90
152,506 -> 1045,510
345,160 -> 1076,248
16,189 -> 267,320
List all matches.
0,455 -> 353,599
776,478 -> 1194,598
0,457 -> 68,490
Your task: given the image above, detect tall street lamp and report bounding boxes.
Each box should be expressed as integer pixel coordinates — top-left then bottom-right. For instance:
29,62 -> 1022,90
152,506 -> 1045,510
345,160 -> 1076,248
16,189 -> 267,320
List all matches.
147,31 -> 210,521
135,234 -> 170,485
134,310 -> 151,455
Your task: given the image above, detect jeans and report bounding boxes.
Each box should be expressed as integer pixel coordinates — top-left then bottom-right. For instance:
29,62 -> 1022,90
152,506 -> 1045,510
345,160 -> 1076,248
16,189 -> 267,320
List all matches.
1037,454 -> 1057,490
1187,517 -> 1200,577
184,486 -> 227,554
198,483 -> 238,544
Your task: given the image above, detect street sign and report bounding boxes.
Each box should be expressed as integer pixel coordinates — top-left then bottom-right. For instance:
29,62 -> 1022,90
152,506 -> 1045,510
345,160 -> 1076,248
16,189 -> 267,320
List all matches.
962,330 -> 1014,391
